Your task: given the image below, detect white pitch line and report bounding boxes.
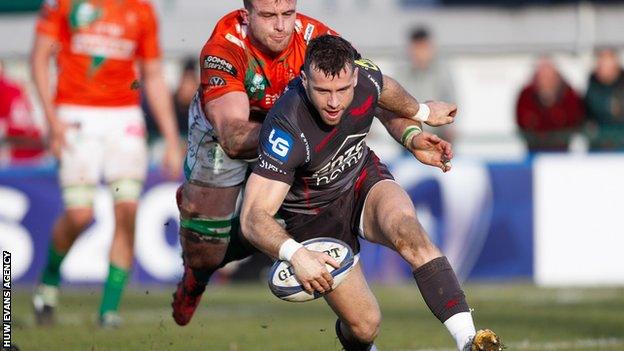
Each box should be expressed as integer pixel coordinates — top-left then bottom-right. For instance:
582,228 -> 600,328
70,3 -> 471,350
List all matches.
399,337 -> 624,351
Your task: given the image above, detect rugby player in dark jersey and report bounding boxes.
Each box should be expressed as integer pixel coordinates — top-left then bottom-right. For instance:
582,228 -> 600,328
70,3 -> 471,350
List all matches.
241,35 -> 501,351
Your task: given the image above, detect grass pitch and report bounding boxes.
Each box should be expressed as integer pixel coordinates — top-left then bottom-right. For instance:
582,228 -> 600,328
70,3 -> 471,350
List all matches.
11,283 -> 624,350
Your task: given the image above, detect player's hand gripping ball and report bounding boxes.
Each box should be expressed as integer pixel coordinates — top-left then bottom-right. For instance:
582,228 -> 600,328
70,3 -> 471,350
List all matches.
268,238 -> 358,302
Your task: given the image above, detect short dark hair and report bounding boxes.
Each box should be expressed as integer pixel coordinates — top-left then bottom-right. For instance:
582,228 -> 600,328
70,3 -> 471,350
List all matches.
182,57 -> 196,73
304,35 -> 356,78
244,0 -> 283,11
410,26 -> 430,42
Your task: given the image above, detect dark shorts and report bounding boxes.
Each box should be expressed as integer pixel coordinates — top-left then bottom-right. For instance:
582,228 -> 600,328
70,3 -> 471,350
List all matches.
278,151 -> 394,254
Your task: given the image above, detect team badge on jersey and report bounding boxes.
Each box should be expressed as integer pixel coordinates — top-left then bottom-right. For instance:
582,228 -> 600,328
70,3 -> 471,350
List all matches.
264,127 -> 294,162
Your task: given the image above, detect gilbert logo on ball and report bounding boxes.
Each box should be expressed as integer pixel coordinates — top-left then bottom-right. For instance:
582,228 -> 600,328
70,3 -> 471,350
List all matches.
268,238 -> 359,302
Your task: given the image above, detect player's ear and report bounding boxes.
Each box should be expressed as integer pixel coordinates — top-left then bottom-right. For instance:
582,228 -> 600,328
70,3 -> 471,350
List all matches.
352,66 -> 358,87
240,8 -> 250,25
301,70 -> 308,89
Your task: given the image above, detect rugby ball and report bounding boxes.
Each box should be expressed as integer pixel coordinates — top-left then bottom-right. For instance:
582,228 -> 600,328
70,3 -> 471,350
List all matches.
268,237 -> 359,302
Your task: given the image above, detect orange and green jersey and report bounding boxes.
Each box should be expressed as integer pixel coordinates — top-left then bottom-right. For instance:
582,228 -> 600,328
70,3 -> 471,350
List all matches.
35,0 -> 161,107
199,10 -> 337,112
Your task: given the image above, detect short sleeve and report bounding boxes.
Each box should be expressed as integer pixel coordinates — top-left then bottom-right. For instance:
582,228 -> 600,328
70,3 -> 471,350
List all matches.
199,43 -> 246,103
253,114 -> 306,185
35,0 -> 65,40
136,2 -> 161,60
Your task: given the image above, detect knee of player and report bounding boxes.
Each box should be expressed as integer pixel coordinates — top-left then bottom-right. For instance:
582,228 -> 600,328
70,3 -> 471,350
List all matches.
183,249 -> 225,270
64,209 -> 95,231
392,211 -> 428,244
349,313 -> 381,344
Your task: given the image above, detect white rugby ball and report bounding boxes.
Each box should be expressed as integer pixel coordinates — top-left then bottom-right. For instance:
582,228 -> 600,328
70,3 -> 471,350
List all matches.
268,237 -> 359,302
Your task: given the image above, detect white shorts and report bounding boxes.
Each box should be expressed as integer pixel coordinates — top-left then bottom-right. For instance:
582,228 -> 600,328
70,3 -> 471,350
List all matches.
57,104 -> 148,204
184,94 -> 250,187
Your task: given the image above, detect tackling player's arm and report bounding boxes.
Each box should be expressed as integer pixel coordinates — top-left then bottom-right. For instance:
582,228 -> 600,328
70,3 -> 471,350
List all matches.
376,108 -> 453,173
203,92 -> 262,159
199,41 -> 263,160
241,174 -> 339,294
379,74 -> 457,127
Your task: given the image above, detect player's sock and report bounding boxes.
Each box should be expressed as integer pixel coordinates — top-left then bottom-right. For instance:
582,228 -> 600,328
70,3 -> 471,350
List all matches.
444,312 -> 476,350
99,264 -> 129,318
191,268 -> 212,287
335,319 -> 376,351
413,256 -> 475,349
40,244 -> 67,287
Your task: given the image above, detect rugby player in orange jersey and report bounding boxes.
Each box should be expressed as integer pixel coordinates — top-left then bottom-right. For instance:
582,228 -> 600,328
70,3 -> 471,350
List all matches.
173,0 -> 458,327
31,0 -> 182,328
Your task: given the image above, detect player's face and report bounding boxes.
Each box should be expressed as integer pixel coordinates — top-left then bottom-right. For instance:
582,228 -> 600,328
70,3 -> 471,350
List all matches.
246,0 -> 297,56
302,65 -> 358,126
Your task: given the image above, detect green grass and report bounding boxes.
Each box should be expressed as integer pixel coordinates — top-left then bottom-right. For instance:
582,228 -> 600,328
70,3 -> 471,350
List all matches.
11,283 -> 624,350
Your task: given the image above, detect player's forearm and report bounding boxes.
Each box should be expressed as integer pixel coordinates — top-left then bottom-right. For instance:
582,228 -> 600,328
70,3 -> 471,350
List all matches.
143,65 -> 180,146
241,208 -> 292,259
218,121 -> 263,159
378,75 -> 422,118
377,108 -> 423,145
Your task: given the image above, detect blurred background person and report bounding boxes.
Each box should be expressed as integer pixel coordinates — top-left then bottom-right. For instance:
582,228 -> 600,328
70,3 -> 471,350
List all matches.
143,57 -> 195,158
0,60 -> 45,164
30,0 -> 182,328
172,57 -> 197,141
515,57 -> 585,152
394,26 -> 456,143
584,47 -> 624,151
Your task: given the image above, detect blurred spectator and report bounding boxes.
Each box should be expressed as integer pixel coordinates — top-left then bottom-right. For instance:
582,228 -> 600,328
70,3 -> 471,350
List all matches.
584,48 -> 624,151
143,57 -> 196,143
0,60 -> 45,164
173,57 -> 198,139
395,26 -> 456,142
516,57 -> 585,152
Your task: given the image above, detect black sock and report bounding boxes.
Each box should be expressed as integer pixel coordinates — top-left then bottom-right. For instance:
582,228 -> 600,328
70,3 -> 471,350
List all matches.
335,319 -> 374,351
413,256 -> 469,323
191,268 -> 213,285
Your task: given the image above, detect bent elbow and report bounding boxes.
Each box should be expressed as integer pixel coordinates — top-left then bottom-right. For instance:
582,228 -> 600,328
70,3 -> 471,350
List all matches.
220,143 -> 244,159
239,210 -> 254,242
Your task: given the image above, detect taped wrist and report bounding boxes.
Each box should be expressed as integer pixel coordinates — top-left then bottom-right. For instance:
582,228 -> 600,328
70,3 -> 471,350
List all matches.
413,256 -> 469,323
411,103 -> 430,122
400,125 -> 423,148
278,239 -> 303,261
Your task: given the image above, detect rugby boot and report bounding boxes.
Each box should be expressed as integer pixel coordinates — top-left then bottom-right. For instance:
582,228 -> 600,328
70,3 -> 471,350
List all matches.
171,264 -> 207,326
464,329 -> 503,351
32,284 -> 58,326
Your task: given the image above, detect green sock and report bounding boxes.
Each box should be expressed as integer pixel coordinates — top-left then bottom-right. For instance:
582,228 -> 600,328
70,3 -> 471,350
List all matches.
99,264 -> 129,317
40,245 -> 67,287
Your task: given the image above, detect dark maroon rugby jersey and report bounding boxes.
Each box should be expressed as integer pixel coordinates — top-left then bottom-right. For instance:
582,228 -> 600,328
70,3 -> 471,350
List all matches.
252,59 -> 384,214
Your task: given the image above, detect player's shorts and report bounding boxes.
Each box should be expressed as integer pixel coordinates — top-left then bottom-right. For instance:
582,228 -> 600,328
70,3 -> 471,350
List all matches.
278,151 -> 394,254
57,104 -> 148,206
184,94 -> 250,188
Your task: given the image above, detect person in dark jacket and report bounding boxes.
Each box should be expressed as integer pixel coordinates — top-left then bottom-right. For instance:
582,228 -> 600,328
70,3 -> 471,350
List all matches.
584,48 -> 624,151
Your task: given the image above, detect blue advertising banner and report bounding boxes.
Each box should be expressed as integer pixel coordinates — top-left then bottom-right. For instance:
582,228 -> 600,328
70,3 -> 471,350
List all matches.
0,159 -> 533,285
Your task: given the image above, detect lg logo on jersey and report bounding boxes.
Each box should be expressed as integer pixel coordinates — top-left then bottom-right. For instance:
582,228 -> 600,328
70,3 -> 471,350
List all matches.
266,127 -> 294,162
